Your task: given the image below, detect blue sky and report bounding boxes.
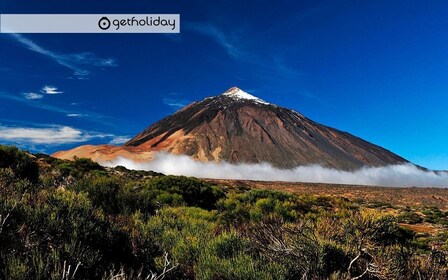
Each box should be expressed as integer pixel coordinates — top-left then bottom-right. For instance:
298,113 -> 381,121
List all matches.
0,0 -> 447,170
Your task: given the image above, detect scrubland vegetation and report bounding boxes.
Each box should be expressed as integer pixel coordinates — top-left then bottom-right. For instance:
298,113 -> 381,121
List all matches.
0,145 -> 447,279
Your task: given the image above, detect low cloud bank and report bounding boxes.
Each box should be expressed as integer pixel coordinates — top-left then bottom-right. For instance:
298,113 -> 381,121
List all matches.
104,152 -> 448,187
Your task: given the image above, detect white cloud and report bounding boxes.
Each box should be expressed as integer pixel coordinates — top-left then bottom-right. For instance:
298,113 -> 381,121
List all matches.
41,85 -> 62,94
162,97 -> 190,110
67,113 -> 87,117
0,91 -> 125,129
8,33 -> 117,78
105,153 -> 448,187
109,136 -> 131,145
23,92 -> 43,100
0,125 -> 110,144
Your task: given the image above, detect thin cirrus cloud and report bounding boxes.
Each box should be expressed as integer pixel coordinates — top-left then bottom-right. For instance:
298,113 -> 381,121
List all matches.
185,23 -> 311,100
8,33 -> 117,78
185,23 -> 243,59
0,91 -> 69,114
0,91 -> 119,128
162,97 -> 191,110
67,113 -> 87,117
23,92 -> 43,100
109,136 -> 131,145
0,124 -> 126,145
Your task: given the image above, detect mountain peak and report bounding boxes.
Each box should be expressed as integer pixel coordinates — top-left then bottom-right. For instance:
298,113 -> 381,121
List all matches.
221,87 -> 269,105
54,87 -> 408,170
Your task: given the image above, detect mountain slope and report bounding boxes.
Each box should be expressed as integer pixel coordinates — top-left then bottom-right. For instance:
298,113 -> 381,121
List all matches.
54,87 -> 408,170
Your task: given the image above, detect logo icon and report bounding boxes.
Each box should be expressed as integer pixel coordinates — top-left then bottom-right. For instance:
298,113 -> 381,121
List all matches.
98,17 -> 111,30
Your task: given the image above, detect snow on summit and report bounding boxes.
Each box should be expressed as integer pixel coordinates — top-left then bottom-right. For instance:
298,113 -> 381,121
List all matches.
222,87 -> 270,105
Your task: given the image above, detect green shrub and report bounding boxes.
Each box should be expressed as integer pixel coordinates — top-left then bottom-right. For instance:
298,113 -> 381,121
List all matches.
1,188 -> 137,279
77,176 -> 121,214
317,241 -> 350,277
370,216 -> 414,246
397,211 -> 423,224
56,157 -> 104,178
208,231 -> 247,259
146,176 -> 224,209
197,252 -> 287,280
421,207 -> 448,225
0,145 -> 39,182
141,207 -> 217,278
217,189 -> 307,225
196,229 -> 287,279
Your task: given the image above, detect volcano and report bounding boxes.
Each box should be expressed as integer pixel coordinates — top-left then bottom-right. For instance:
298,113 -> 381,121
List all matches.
53,87 -> 408,170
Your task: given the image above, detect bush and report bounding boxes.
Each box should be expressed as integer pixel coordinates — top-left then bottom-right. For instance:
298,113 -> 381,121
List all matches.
397,211 -> 423,224
197,252 -> 287,280
0,145 -> 39,182
146,176 -> 224,210
142,207 -> 217,278
421,207 -> 448,225
370,216 -> 414,246
1,145 -> 447,279
208,231 -> 247,259
74,176 -> 121,214
0,188 -> 137,279
56,157 -> 104,178
217,189 -> 309,226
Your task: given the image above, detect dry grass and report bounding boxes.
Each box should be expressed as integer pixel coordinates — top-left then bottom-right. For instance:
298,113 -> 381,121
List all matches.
399,223 -> 439,234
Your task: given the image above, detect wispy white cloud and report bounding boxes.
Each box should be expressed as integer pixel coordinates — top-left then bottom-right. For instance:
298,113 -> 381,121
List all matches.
8,33 -> 117,78
109,136 -> 131,145
0,124 -> 130,147
185,23 -> 243,59
1,90 -> 67,113
274,57 -> 302,78
66,113 -> 87,117
106,153 -> 448,187
162,97 -> 191,110
20,85 -> 62,101
23,92 -> 43,100
0,125 -> 110,144
41,85 -> 63,95
0,91 -> 121,128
